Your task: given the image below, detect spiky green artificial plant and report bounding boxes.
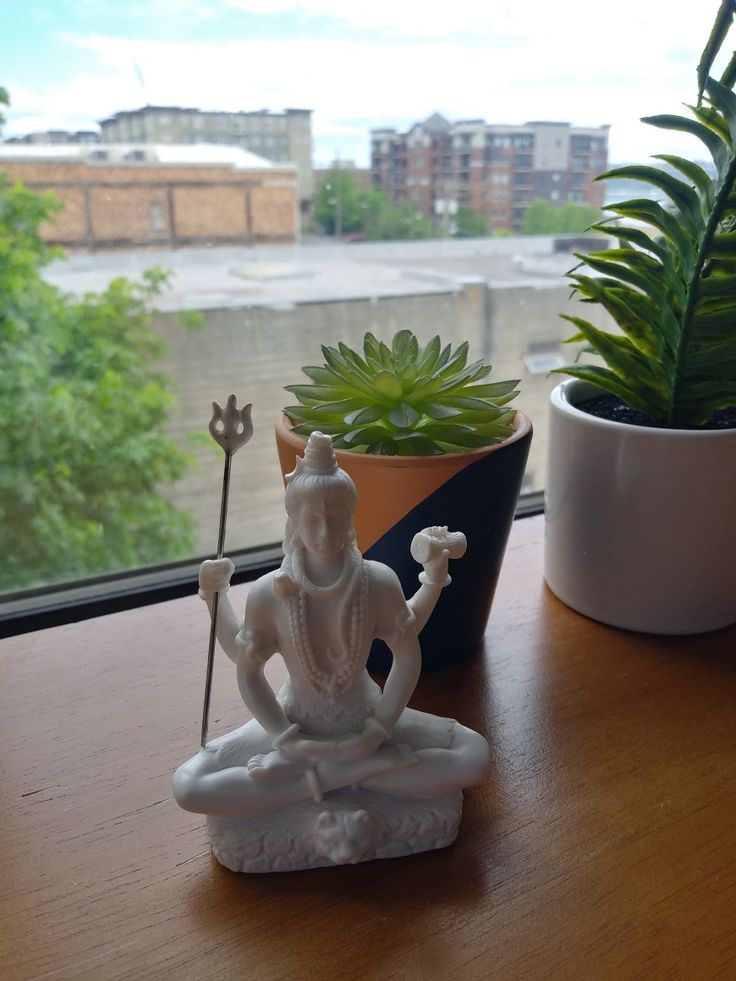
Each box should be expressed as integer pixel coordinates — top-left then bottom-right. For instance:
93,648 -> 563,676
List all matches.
558,0 -> 736,427
283,329 -> 519,455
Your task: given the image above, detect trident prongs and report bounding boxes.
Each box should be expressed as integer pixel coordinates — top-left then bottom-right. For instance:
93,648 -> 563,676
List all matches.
208,394 -> 254,456
200,395 -> 254,748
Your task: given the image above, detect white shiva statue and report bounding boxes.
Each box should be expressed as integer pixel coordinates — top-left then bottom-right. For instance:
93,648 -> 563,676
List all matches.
173,431 -> 490,872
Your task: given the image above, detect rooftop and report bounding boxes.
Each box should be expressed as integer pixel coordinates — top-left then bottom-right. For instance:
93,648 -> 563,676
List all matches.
43,236 -> 578,313
0,142 -> 288,171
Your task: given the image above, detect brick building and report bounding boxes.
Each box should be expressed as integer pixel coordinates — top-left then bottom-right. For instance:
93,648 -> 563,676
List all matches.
99,106 -> 313,209
0,143 -> 298,249
371,115 -> 609,231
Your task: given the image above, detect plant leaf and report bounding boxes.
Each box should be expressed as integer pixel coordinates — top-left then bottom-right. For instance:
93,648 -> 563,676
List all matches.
373,370 -> 403,400
698,0 -> 736,102
642,114 -> 728,170
598,165 -> 701,227
387,402 -> 422,428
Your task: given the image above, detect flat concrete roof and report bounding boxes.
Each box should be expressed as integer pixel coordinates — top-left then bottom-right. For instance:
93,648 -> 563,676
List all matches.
44,236 -> 576,312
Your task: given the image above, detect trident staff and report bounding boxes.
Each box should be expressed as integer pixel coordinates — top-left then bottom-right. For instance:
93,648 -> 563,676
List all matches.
200,395 -> 253,748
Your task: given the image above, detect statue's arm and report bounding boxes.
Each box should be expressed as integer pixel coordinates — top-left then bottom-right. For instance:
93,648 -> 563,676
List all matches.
373,611 -> 422,733
235,578 -> 294,739
198,558 -> 241,663
407,579 -> 446,637
406,526 -> 465,634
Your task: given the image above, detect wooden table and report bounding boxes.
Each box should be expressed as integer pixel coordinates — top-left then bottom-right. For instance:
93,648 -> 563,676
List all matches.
2,515 -> 735,981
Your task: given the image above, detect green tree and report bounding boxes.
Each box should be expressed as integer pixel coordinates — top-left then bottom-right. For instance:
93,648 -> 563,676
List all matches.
313,171 -> 439,241
366,200 -> 438,241
0,170 -> 195,591
454,205 -> 489,238
313,169 -> 369,235
521,198 -> 601,235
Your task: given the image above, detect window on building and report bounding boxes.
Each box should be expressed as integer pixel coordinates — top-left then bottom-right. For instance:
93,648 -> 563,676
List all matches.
149,201 -> 166,231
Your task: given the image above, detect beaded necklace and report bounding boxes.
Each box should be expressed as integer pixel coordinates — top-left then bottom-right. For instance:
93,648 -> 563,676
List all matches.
282,543 -> 370,696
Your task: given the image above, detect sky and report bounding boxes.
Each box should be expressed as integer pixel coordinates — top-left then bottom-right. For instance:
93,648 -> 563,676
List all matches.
0,0 -> 731,167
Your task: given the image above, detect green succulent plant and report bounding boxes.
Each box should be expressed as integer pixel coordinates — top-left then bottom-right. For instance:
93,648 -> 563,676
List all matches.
557,0 -> 736,428
283,329 -> 519,455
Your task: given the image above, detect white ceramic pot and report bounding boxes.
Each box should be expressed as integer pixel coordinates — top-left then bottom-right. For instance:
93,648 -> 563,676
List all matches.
544,379 -> 736,634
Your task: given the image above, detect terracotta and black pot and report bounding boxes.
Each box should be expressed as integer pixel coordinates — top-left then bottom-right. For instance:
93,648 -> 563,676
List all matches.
276,412 -> 532,672
545,379 -> 736,634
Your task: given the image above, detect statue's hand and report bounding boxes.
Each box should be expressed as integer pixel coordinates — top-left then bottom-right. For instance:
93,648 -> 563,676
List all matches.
199,557 -> 235,597
279,726 -> 386,765
411,526 -> 467,586
423,545 -> 451,587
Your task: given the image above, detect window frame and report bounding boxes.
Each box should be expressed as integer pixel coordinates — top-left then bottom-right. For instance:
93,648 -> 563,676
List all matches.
0,496 -> 544,638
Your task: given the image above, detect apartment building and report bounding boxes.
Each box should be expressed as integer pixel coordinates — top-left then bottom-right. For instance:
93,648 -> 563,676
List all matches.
371,115 -> 609,231
99,106 -> 313,209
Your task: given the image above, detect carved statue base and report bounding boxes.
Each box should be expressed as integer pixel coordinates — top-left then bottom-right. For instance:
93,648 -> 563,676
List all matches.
209,789 -> 462,873
188,712 -> 467,872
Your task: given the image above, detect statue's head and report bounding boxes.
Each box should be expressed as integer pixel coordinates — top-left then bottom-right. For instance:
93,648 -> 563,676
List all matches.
283,432 -> 357,557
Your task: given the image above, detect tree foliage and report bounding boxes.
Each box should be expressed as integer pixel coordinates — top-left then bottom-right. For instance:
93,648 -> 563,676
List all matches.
454,205 -> 489,238
0,171 -> 195,591
521,199 -> 601,235
313,169 -> 370,235
313,170 -> 438,241
557,0 -> 736,427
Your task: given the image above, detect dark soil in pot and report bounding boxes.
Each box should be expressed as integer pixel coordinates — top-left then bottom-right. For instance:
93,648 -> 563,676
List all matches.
579,395 -> 736,431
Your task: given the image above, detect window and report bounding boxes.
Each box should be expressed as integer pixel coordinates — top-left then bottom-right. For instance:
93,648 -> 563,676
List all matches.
5,0 -> 700,624
149,201 -> 166,231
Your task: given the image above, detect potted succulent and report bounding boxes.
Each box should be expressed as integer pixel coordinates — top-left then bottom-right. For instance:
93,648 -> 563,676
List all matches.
545,0 -> 736,634
276,328 -> 532,671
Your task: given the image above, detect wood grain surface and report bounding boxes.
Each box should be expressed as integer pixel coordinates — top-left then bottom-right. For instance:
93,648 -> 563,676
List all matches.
1,515 -> 734,981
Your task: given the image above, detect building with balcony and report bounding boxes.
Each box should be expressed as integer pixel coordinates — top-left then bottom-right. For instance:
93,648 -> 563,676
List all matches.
371,115 -> 609,231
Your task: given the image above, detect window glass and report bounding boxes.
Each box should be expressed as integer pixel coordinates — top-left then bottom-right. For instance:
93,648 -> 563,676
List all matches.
0,1 -> 719,594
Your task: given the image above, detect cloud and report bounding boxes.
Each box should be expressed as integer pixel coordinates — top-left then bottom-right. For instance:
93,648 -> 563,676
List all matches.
3,2 -> 722,166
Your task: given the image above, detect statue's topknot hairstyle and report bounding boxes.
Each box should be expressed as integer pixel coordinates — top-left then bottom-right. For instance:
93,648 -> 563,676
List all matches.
283,432 -> 357,523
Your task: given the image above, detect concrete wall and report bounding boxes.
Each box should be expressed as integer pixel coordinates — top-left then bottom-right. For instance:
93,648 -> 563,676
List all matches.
155,282 -> 611,557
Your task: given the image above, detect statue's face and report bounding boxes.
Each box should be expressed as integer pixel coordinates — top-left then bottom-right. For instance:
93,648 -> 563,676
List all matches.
297,491 -> 351,559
